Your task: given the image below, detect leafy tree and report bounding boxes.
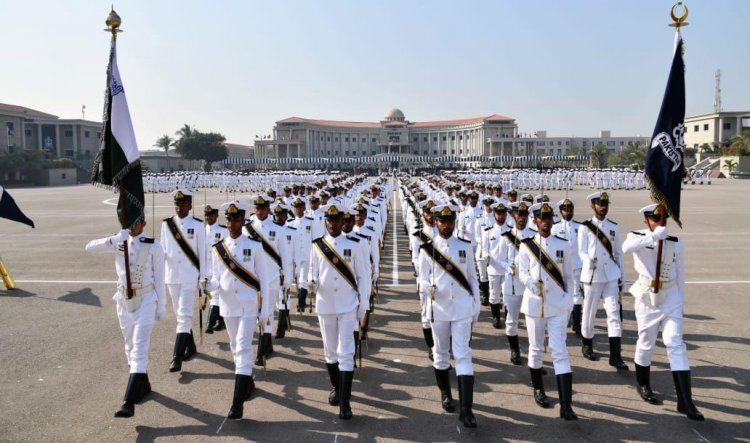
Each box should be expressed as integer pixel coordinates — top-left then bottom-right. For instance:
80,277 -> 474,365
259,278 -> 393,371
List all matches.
175,124 -> 195,140
723,159 -> 738,176
607,142 -> 648,169
154,134 -> 174,170
174,130 -> 228,172
724,130 -> 750,156
566,146 -> 581,156
590,143 -> 609,168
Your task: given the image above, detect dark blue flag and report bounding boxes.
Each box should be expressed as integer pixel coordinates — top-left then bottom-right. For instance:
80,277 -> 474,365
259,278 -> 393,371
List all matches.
645,33 -> 687,227
0,186 -> 35,228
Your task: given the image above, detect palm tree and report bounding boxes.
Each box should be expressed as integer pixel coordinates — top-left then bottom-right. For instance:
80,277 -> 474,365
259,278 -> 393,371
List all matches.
175,124 -> 195,140
590,143 -> 609,169
154,134 -> 174,171
730,130 -> 750,156
724,159 -> 738,177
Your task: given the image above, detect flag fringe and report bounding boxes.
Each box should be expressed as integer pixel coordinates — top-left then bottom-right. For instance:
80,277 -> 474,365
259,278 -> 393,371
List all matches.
644,174 -> 683,229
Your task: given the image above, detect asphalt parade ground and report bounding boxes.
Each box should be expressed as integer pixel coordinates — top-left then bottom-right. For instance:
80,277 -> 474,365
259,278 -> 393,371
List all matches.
1,179 -> 749,442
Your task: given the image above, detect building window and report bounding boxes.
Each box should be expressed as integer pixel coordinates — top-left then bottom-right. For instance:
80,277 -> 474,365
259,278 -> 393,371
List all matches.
442,136 -> 447,141
565,141 -> 570,146
371,151 -> 376,155
84,131 -> 90,138
724,122 -> 732,130
327,150 -> 331,155
353,137 -> 357,142
413,137 -> 418,142
693,125 -> 699,132
345,150 -> 349,155
451,136 -> 455,141
459,135 -> 463,140
327,137 -> 330,142
423,137 -> 427,142
345,137 -> 349,142
371,137 -> 376,143
320,136 -> 324,141
97,132 -> 102,139
25,129 -> 32,136
558,141 -> 562,146
334,151 -> 339,155
64,130 -> 73,137
433,136 -> 437,142
433,150 -> 438,155
703,124 -> 709,131
334,137 -> 338,142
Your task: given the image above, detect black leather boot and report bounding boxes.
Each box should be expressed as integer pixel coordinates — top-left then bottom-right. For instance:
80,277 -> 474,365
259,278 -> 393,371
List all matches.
479,281 -> 490,306
490,304 -> 503,329
326,363 -> 340,406
423,328 -> 434,361
457,375 -> 477,428
227,374 -> 253,419
339,371 -> 354,420
275,310 -> 288,339
206,305 -> 219,334
530,368 -> 550,408
672,371 -> 705,421
608,337 -> 629,370
571,305 -> 582,336
215,314 -> 226,331
169,333 -> 189,372
508,335 -> 522,365
114,373 -> 146,418
184,330 -> 197,360
353,331 -> 360,368
297,287 -> 308,312
254,332 -> 268,367
556,373 -> 578,420
434,368 -> 455,412
636,364 -> 659,404
582,337 -> 598,361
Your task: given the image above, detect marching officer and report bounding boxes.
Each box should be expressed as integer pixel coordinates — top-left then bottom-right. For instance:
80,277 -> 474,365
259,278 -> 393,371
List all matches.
85,211 -> 167,418
551,198 -> 583,336
518,203 -> 577,420
578,191 -> 628,370
205,204 -> 228,334
307,203 -> 371,420
351,202 -> 380,340
244,195 -> 293,366
477,201 -> 511,329
622,204 -> 704,420
410,199 -> 439,359
502,201 -> 535,365
288,196 -> 313,312
271,202 -> 299,338
418,204 -> 480,428
208,201 -> 272,420
160,189 -> 207,373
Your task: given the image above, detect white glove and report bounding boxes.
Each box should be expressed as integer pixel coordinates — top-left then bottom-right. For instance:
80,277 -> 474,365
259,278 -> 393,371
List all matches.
259,313 -> 270,327
527,280 -> 541,296
199,279 -> 208,293
114,229 -> 130,243
155,305 -> 167,321
652,225 -> 668,241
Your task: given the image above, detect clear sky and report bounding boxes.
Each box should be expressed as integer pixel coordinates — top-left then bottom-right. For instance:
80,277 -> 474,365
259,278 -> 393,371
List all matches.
2,0 -> 748,149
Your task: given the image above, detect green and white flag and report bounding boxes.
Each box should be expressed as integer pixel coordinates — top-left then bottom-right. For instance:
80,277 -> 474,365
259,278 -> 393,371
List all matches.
91,38 -> 144,229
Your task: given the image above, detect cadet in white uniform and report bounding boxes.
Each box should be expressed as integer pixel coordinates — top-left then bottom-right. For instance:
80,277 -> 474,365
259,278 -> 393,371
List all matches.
204,204 -> 228,334
244,195 -> 293,366
418,204 -> 480,428
160,189 -> 207,373
477,201 -> 511,329
518,203 -> 577,420
288,197 -> 313,312
410,199 -> 439,359
550,198 -> 583,336
208,201 -> 271,420
85,212 -> 166,418
502,201 -> 535,365
578,191 -> 628,370
271,202 -> 298,339
308,204 -> 371,420
622,204 -> 704,421
351,202 -> 379,340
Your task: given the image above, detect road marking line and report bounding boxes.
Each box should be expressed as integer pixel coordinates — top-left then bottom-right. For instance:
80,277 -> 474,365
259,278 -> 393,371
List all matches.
392,185 -> 398,285
692,428 -> 710,443
216,416 -> 228,434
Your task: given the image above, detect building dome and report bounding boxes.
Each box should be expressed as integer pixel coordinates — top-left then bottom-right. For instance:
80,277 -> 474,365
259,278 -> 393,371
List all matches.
384,107 -> 405,121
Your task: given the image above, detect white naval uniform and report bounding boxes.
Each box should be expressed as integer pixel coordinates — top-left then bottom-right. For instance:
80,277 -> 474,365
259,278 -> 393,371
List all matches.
418,235 -> 480,376
243,217 -> 293,333
160,215 -> 207,333
518,234 -> 574,374
352,224 -> 380,282
410,224 -> 438,328
277,222 -> 300,310
578,217 -> 623,339
288,215 -> 314,294
308,233 -> 371,372
209,235 -> 271,376
622,230 -> 689,370
477,222 -> 510,305
551,219 -> 583,304
85,233 -> 166,373
206,222 -> 229,308
501,225 -> 536,336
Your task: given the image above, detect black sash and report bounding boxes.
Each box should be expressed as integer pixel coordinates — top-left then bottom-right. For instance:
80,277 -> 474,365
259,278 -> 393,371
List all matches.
522,238 -> 566,292
502,231 -> 522,250
213,241 -> 260,292
165,217 -> 199,270
420,242 -> 472,294
412,230 -> 432,244
245,222 -> 283,268
582,220 -> 615,260
313,238 -> 358,291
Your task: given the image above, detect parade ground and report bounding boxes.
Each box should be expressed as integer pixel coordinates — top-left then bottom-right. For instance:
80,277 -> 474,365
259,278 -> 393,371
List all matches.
1,179 -> 749,442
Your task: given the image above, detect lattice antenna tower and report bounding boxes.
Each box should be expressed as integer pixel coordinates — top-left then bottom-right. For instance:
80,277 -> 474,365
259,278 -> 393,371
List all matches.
714,69 -> 723,113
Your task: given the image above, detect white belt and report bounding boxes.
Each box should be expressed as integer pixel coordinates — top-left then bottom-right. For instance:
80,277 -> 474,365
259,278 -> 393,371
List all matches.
118,283 -> 155,297
637,275 -> 675,292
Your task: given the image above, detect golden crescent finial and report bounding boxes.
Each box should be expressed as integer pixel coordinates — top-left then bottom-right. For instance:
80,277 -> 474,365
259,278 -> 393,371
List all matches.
669,2 -> 689,30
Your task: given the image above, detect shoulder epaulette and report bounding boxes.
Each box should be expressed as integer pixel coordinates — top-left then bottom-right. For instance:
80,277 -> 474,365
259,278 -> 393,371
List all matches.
162,217 -> 172,222
287,226 -> 297,230
573,220 -> 582,224
346,235 -> 360,242
457,237 -> 471,243
312,236 -> 324,242
368,217 -> 376,221
140,237 -> 155,244
631,231 -> 646,236
366,226 -> 375,231
247,236 -> 260,242
212,240 -> 223,247
219,224 -> 227,228
305,216 -> 314,220
607,219 -> 618,225
484,226 -> 493,231
419,240 -> 433,249
554,220 -> 561,224
554,235 -> 567,241
666,235 -> 678,242
193,216 -> 203,222
356,232 -> 371,240
521,237 -> 533,243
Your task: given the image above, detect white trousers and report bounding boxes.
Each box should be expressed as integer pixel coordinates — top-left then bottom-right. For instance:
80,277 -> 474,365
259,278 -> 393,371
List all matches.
488,274 -> 504,305
265,280 -> 281,333
167,283 -> 197,333
432,318 -> 474,376
571,268 -> 583,305
224,302 -> 259,376
526,313 -> 571,374
633,298 -> 689,370
419,283 -> 430,328
319,308 -> 357,372
117,297 -> 156,373
581,281 -> 621,339
504,294 -> 522,336
209,290 -> 220,307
